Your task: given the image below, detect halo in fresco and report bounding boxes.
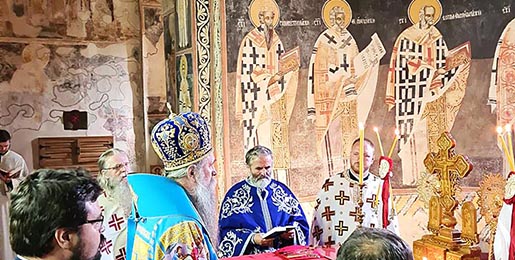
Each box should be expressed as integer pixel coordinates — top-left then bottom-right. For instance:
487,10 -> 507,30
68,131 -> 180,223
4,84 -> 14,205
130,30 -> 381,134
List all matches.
249,0 -> 280,28
322,0 -> 352,29
408,0 -> 442,25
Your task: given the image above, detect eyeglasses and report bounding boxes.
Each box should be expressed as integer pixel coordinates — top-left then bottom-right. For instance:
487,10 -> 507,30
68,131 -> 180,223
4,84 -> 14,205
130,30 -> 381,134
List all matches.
80,215 -> 104,231
103,162 -> 130,172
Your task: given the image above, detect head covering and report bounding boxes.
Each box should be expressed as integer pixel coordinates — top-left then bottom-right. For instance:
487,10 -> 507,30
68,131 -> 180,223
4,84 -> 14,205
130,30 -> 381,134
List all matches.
151,112 -> 212,171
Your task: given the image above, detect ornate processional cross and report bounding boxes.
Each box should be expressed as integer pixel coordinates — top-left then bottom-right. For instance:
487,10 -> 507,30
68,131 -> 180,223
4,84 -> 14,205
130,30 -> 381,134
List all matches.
423,132 -> 473,230
414,132 -> 480,260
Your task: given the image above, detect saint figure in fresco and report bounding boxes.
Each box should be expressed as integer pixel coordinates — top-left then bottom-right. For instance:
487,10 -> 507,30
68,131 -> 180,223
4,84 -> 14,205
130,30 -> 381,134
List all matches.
179,55 -> 192,112
235,0 -> 299,174
386,0 -> 471,184
307,0 -> 381,174
489,18 -> 515,170
66,0 -> 91,38
10,43 -> 50,93
177,0 -> 189,48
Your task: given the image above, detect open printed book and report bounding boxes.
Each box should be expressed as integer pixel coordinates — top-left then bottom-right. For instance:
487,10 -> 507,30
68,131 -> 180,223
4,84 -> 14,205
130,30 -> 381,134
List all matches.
262,225 -> 295,239
0,167 -> 22,178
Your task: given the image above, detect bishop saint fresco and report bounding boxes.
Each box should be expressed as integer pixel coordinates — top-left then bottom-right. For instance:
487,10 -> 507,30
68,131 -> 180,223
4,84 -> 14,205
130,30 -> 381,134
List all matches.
386,0 -> 471,184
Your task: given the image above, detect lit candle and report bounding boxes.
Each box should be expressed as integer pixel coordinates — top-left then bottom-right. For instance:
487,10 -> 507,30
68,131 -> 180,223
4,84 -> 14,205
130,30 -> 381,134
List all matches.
359,122 -> 364,184
498,127 -> 515,171
374,127 -> 384,156
506,124 -> 514,159
387,129 -> 400,158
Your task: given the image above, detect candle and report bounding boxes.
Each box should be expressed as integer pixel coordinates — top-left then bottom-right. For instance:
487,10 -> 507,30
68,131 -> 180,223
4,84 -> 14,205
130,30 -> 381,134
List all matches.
506,124 -> 514,159
359,122 -> 364,184
374,127 -> 384,156
498,127 -> 515,171
387,129 -> 400,158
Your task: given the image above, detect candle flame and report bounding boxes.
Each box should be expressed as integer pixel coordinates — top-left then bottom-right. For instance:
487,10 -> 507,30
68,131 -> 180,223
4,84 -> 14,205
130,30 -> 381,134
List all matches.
373,127 -> 379,132
394,128 -> 400,136
359,122 -> 364,129
506,124 -> 512,133
497,126 -> 504,134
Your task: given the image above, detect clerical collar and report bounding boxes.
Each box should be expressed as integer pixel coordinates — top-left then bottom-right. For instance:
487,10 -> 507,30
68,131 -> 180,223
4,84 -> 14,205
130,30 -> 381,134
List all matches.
347,169 -> 370,182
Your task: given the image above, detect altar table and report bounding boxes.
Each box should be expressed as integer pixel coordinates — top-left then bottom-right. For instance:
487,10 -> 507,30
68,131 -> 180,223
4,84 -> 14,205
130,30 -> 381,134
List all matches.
225,245 -> 338,260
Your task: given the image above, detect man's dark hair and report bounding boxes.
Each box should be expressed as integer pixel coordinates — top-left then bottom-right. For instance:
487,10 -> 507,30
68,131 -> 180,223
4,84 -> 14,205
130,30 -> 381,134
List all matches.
337,228 -> 413,260
0,129 -> 11,142
10,168 -> 102,257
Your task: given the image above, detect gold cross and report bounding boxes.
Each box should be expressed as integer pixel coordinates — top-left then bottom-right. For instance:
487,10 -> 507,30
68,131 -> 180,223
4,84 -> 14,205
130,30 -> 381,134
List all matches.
423,132 -> 472,229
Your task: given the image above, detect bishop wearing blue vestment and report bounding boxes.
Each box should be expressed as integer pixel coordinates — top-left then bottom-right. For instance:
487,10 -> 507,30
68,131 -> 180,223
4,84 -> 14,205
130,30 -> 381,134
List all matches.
127,112 -> 219,260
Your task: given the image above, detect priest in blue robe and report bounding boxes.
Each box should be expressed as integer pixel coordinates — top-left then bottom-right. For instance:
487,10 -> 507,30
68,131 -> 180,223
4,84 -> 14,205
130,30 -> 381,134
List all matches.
217,146 -> 309,257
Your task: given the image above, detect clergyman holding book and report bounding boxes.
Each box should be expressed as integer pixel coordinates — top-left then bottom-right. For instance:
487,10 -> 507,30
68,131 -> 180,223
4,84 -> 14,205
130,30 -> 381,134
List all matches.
0,129 -> 29,259
217,146 -> 309,257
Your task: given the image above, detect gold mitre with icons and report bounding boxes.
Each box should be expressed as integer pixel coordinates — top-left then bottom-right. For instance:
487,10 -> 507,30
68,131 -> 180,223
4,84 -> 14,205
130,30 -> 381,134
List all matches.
408,0 -> 442,25
151,111 -> 212,171
321,0 -> 352,29
249,0 -> 280,28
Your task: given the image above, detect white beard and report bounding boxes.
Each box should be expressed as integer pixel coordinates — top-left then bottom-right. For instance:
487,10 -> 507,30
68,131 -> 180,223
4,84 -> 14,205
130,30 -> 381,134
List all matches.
99,175 -> 133,218
112,180 -> 133,217
248,175 -> 271,189
419,18 -> 432,30
190,176 -> 219,247
332,24 -> 345,35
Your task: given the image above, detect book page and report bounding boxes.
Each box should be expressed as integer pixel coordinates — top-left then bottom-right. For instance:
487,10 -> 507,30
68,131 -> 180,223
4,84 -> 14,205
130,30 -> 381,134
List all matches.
354,33 -> 386,77
279,47 -> 300,76
262,225 -> 295,239
8,168 -> 22,178
0,168 -> 8,176
0,167 -> 21,177
445,41 -> 471,70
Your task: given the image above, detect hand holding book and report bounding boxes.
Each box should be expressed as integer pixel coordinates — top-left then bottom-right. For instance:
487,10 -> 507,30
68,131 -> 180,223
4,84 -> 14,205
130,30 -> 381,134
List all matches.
0,167 -> 19,191
0,167 -> 21,178
262,225 -> 295,239
444,41 -> 471,71
252,233 -> 275,247
0,168 -> 12,188
279,229 -> 295,241
0,168 -> 7,177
